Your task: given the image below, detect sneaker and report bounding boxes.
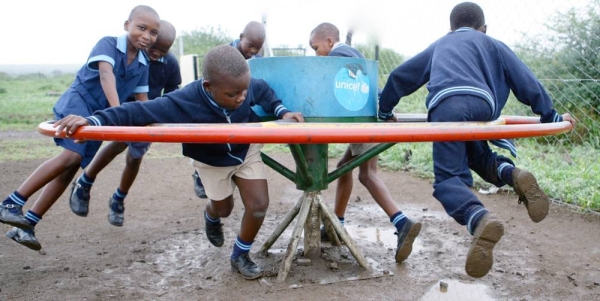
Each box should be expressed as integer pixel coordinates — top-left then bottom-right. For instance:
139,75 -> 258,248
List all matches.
394,218 -> 422,263
230,253 -> 263,280
69,181 -> 91,217
0,203 -> 33,231
192,171 -> 208,199
205,212 -> 224,247
465,213 -> 504,278
6,226 -> 41,251
108,196 -> 124,227
512,168 -> 550,223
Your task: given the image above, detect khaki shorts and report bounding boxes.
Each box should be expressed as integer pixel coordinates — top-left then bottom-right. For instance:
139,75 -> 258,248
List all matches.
192,144 -> 266,200
349,143 -> 378,156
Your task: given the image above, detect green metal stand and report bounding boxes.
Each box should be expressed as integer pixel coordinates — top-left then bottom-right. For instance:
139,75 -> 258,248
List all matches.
258,142 -> 396,282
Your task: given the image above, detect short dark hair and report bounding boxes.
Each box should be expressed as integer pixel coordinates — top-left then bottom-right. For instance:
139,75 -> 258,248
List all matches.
202,45 -> 249,83
450,2 -> 485,31
310,22 -> 340,42
128,5 -> 159,21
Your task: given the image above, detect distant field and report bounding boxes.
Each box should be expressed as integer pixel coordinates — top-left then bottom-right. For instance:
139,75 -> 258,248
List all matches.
0,64 -> 80,76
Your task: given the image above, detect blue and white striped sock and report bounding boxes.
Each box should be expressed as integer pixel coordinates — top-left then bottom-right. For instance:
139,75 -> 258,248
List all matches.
25,210 -> 42,227
78,172 -> 95,188
4,191 -> 27,207
112,188 -> 127,203
390,211 -> 407,232
497,163 -> 515,186
204,211 -> 221,225
231,236 -> 252,259
467,207 -> 489,235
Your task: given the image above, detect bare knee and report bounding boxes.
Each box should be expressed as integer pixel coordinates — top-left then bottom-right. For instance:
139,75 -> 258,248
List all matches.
125,154 -> 142,168
247,197 -> 269,219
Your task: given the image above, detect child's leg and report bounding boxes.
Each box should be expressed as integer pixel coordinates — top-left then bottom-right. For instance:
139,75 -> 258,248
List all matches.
334,147 -> 354,219
233,177 -> 269,242
357,156 -> 399,216
84,142 -> 128,179
357,156 -> 422,263
70,142 -> 127,217
1,150 -> 81,229
229,177 -> 268,280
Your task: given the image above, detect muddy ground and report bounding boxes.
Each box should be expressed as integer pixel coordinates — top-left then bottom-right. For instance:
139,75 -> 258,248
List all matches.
0,137 -> 599,300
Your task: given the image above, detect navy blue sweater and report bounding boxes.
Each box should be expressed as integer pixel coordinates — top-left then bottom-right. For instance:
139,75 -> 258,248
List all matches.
86,78 -> 290,166
379,27 -> 562,123
329,43 -> 365,58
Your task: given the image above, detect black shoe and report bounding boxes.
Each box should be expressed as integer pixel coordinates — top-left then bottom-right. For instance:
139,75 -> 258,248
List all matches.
193,171 -> 208,199
394,218 -> 422,263
108,196 -> 124,227
0,203 -> 33,231
465,213 -> 504,278
230,253 -> 263,280
6,226 -> 41,251
512,168 -> 549,223
205,212 -> 224,247
69,181 -> 91,217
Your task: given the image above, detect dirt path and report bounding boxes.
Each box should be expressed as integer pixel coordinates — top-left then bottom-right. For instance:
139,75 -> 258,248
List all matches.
1,141 -> 599,300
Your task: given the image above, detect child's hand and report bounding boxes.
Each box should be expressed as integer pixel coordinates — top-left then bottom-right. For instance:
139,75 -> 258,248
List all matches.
281,112 -> 305,123
562,113 -> 577,127
53,115 -> 90,138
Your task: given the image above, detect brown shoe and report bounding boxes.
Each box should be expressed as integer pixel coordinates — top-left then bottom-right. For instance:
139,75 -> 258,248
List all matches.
512,168 -> 550,223
465,214 -> 504,278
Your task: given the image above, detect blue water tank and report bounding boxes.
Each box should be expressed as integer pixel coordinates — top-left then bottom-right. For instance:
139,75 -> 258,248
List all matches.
249,57 -> 379,121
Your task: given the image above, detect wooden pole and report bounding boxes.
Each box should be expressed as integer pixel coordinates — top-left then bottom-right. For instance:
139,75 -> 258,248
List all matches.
258,195 -> 303,255
318,197 -> 371,271
277,192 -> 313,282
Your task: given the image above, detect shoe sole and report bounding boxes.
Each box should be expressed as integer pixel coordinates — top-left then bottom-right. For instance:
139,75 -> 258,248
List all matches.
465,219 -> 504,278
69,183 -> 89,217
514,169 -> 549,223
231,266 -> 263,280
6,231 -> 41,251
395,222 -> 422,263
0,219 -> 33,231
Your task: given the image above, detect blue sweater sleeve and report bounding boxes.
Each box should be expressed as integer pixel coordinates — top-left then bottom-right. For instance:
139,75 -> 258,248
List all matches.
378,46 -> 433,120
250,78 -> 290,118
498,42 -> 563,123
86,84 -> 201,126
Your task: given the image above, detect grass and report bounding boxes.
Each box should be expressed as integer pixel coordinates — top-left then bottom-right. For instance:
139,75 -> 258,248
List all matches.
1,74 -> 598,212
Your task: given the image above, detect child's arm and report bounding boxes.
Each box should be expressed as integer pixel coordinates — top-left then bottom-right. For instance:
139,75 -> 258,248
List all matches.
378,48 -> 433,120
98,61 -> 121,107
134,93 -> 149,101
251,78 -> 304,122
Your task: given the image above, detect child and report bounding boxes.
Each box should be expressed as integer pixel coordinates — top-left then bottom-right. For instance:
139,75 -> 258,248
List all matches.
69,20 -> 181,227
308,22 -> 422,264
52,45 -> 305,280
193,20 -> 267,198
378,2 -> 575,278
0,5 -> 160,251
230,21 -> 266,59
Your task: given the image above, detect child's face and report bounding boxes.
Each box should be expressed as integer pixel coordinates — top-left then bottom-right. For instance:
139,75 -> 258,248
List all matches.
124,12 -> 160,51
204,71 -> 251,110
309,34 -> 333,56
146,37 -> 174,61
238,35 -> 264,59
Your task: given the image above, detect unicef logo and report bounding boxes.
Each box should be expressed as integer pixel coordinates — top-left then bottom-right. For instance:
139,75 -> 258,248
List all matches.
333,64 -> 370,111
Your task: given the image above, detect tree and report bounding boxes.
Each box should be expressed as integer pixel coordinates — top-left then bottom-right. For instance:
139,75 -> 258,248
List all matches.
172,26 -> 232,59
515,0 -> 600,147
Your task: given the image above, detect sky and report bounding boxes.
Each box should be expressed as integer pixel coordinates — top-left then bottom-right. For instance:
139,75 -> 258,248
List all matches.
0,0 -> 590,65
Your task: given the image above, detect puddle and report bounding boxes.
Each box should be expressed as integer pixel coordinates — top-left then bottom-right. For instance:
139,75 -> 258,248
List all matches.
420,279 -> 495,301
344,225 -> 424,252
